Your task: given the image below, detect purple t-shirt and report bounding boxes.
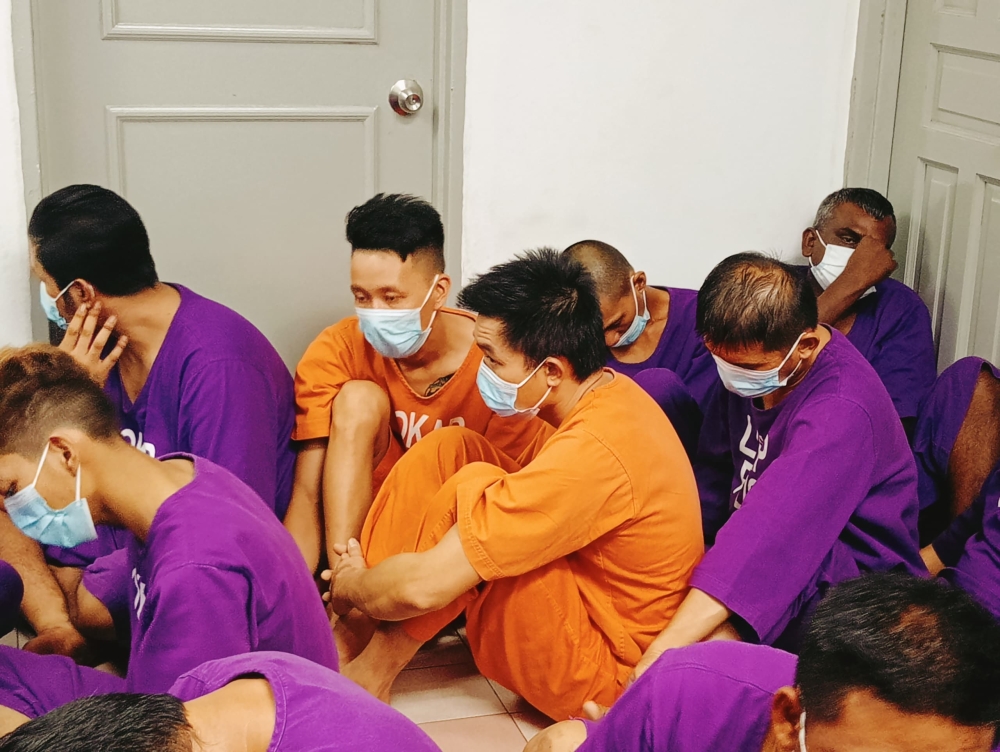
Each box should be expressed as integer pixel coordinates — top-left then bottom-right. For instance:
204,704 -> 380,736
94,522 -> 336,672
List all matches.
105,285 -> 296,518
579,642 -> 795,752
606,287 -> 718,409
123,455 -> 337,694
935,461 -> 1000,621
0,646 -> 124,718
913,357 -> 1000,511
169,653 -> 440,752
693,329 -> 925,647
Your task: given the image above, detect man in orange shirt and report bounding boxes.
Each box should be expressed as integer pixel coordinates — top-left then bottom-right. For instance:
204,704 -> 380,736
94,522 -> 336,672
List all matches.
285,195 -> 549,573
324,249 -> 703,721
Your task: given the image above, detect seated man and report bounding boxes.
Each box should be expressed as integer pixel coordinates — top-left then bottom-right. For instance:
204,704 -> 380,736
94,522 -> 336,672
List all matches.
633,253 -> 924,669
286,194 -> 550,573
563,240 -> 717,458
0,652 -> 441,752
0,346 -> 336,692
325,249 -> 703,720
531,573 -> 1000,752
800,188 -> 936,438
5,184 -> 295,658
0,646 -> 123,728
912,357 -> 1000,543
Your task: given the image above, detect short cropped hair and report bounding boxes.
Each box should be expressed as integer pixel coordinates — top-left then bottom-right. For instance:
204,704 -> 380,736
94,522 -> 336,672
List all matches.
563,240 -> 634,299
346,193 -> 445,272
0,694 -> 192,752
696,252 -> 818,352
458,248 -> 606,379
798,573 -> 1000,733
813,188 -> 895,229
29,185 -> 157,296
0,346 -> 119,458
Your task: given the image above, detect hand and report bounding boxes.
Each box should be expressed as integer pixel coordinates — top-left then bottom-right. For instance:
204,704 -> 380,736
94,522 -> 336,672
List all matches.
58,302 -> 128,387
321,538 -> 367,617
582,701 -> 609,721
840,235 -> 897,291
22,624 -> 97,665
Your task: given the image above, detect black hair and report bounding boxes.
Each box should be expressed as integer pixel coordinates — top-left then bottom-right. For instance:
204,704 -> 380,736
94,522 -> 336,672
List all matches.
798,573 -> 1000,733
813,188 -> 896,229
345,193 -> 445,272
458,248 -> 606,379
696,252 -> 818,352
563,239 -> 634,299
28,185 -> 158,296
0,694 -> 192,752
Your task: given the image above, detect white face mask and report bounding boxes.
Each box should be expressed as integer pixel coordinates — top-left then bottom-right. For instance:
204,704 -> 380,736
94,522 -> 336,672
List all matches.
809,230 -> 875,298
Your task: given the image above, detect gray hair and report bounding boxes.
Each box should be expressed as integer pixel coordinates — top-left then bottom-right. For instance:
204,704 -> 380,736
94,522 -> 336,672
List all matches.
813,188 -> 895,229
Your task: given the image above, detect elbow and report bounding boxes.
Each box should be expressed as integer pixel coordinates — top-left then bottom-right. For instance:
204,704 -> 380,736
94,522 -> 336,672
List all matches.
398,580 -> 444,616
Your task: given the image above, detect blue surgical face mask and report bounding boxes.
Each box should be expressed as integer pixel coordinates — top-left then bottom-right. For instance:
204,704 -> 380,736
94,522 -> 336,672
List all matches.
476,359 -> 551,418
4,443 -> 98,548
356,275 -> 440,359
39,280 -> 76,331
712,332 -> 806,399
613,277 -> 650,348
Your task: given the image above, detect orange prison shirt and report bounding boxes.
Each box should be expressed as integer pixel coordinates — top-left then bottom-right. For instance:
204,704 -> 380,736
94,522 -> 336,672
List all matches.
455,371 -> 705,659
293,309 -> 552,471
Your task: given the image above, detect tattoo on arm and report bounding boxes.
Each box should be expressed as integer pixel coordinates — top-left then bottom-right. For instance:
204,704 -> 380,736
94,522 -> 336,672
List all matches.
424,373 -> 455,397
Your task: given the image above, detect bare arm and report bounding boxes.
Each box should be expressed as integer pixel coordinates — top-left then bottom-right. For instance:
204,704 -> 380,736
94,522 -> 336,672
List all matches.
921,544 -> 947,577
816,236 -> 897,324
631,588 -> 731,681
325,528 -> 481,621
525,721 -> 588,752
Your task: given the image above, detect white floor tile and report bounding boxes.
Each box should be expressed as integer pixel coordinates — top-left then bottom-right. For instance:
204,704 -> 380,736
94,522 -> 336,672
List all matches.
391,663 -> 507,724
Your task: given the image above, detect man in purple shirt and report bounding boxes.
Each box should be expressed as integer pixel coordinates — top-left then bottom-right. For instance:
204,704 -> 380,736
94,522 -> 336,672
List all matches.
800,188 -> 936,439
563,240 -> 717,457
0,347 -> 336,693
631,253 -> 923,671
0,652 -> 440,752
912,357 -> 1000,544
533,573 -> 1000,752
0,184 -> 295,660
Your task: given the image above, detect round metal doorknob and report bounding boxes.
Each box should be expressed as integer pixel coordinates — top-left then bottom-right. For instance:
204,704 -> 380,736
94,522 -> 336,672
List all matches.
389,79 -> 424,116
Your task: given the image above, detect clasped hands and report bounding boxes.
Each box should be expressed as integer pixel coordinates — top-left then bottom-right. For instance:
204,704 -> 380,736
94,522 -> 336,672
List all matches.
321,538 -> 369,617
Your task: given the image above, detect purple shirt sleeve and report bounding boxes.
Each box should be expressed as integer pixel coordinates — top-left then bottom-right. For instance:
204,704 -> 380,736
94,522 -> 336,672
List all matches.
933,491 -> 985,567
179,360 -> 284,512
692,398 -> 877,641
127,565 -> 253,694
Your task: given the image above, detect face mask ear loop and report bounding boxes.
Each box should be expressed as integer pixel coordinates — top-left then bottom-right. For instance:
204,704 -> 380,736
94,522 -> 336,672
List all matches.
798,711 -> 807,752
31,443 -> 51,487
75,462 -> 82,502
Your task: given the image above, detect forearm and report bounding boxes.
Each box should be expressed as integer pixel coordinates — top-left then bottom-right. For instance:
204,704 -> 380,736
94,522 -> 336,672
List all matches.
644,588 -> 731,659
816,276 -> 867,324
0,514 -> 73,632
922,544 -> 947,576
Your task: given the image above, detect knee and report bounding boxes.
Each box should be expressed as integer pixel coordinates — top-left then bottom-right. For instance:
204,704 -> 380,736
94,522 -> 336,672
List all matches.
331,381 -> 391,435
524,721 -> 588,752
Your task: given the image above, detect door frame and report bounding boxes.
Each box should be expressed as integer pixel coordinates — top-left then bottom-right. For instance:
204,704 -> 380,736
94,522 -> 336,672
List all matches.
843,0 -> 908,193
10,0 -> 468,340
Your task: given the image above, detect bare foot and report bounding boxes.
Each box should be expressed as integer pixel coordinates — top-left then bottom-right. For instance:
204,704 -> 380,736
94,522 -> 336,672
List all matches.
341,658 -> 394,704
23,625 -> 97,665
333,608 -> 378,665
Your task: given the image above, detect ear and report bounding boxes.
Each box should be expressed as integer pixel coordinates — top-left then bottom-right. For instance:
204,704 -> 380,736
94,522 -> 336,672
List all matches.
769,687 -> 803,751
796,328 -> 823,359
802,228 -> 819,259
67,279 -> 99,308
541,357 -> 570,388
47,432 -> 83,478
431,274 -> 451,309
633,271 -> 647,295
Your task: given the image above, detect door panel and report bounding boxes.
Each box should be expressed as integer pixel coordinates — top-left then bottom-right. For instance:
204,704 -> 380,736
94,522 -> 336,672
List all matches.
888,0 -> 1000,369
30,0 -> 441,367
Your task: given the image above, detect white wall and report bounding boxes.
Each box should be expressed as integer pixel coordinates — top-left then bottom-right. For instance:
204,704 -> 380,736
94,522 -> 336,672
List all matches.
0,0 -> 30,346
461,0 -> 861,288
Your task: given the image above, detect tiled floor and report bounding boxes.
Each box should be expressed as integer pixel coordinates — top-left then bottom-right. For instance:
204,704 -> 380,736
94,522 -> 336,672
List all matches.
393,627 -> 553,751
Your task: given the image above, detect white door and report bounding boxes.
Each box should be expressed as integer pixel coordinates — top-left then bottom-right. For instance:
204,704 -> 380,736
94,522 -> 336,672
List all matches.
24,0 -> 458,367
887,0 -> 1000,369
